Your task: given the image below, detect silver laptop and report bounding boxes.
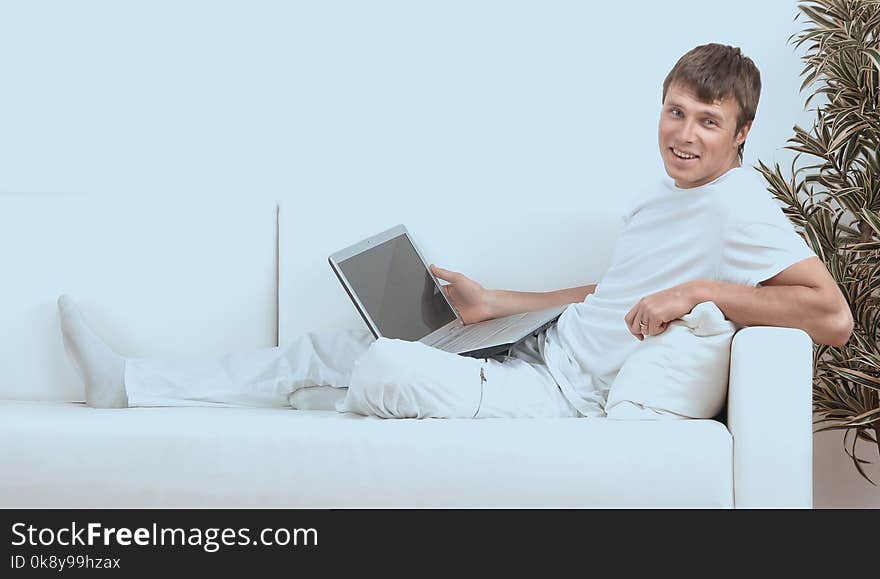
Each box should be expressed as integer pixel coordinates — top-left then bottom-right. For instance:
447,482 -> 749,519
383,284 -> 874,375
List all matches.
328,224 -> 568,358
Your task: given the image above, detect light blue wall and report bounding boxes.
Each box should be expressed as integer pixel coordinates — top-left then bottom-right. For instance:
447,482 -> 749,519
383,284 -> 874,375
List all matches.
0,1 -> 814,302
0,0 -> 808,199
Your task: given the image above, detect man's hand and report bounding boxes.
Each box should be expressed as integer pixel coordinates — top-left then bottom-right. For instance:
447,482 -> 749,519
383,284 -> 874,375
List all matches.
624,282 -> 698,341
430,264 -> 494,325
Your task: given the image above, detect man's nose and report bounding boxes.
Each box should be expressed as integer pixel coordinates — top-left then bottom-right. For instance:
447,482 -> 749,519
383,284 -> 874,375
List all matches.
678,119 -> 698,143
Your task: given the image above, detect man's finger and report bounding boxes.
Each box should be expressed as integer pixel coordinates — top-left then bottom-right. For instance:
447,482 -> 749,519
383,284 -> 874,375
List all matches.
628,306 -> 643,339
648,318 -> 665,336
636,312 -> 647,341
624,305 -> 636,328
431,264 -> 456,281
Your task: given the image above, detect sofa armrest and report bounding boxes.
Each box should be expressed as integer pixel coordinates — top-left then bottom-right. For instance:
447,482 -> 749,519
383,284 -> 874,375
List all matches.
727,326 -> 813,508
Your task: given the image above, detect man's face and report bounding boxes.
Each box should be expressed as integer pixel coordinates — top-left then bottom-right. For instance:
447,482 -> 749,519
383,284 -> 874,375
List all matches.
658,82 -> 751,189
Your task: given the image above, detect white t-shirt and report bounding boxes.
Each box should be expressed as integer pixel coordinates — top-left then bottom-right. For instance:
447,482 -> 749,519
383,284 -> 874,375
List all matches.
540,166 -> 817,417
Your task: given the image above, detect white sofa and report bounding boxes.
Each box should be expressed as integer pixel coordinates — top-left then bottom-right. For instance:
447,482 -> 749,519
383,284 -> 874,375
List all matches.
0,195 -> 813,508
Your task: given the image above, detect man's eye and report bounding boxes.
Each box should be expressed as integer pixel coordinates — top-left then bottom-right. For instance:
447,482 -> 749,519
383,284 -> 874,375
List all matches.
704,119 -> 717,126
670,109 -> 682,116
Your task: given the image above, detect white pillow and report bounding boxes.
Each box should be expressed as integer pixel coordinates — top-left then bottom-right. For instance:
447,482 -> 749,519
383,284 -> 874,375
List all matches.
604,301 -> 738,420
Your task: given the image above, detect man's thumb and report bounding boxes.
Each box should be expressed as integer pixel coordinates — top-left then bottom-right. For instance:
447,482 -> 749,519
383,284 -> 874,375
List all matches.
431,264 -> 453,279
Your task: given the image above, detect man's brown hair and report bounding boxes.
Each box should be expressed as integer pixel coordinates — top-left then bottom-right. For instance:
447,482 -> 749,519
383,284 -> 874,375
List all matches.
662,43 -> 762,161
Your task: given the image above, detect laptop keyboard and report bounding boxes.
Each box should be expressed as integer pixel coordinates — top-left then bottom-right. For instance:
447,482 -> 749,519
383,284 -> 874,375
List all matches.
433,314 -> 524,351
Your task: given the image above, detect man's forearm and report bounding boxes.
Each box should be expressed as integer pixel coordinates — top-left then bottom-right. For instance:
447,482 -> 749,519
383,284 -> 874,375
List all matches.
487,284 -> 597,319
688,279 -> 852,346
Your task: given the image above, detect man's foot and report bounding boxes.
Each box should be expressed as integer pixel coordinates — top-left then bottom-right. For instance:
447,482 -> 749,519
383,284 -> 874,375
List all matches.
57,295 -> 128,408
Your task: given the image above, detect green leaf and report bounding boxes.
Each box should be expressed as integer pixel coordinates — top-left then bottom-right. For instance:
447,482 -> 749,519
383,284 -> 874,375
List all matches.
825,365 -> 880,392
799,2 -> 844,31
865,48 -> 880,75
860,208 -> 880,237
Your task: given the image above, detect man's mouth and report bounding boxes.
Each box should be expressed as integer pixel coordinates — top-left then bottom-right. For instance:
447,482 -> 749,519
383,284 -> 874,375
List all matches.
670,147 -> 699,161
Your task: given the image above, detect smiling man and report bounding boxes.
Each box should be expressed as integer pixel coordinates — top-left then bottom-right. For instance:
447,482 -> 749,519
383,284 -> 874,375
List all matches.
625,44 -> 853,345
58,43 -> 853,419
432,43 -> 853,417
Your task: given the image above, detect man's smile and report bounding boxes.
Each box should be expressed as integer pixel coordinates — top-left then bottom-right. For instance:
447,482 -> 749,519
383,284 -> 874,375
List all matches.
670,147 -> 700,160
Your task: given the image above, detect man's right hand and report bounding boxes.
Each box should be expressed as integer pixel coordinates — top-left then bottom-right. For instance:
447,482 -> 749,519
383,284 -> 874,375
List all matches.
429,264 -> 494,325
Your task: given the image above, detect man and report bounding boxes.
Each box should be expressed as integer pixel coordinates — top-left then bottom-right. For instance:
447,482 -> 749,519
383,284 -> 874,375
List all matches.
59,43 -> 852,418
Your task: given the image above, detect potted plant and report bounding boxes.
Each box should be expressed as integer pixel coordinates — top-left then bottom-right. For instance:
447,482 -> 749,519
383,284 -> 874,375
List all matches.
756,0 -> 880,483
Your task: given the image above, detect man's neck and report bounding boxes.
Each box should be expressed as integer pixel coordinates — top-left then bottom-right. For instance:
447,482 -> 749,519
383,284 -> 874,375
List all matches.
674,161 -> 742,189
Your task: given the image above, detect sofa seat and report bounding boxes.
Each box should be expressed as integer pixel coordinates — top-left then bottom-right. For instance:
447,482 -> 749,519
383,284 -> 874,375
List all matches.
0,400 -> 733,508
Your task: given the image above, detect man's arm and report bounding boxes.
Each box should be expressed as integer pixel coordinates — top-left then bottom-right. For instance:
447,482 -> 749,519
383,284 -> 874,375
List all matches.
689,257 -> 853,347
486,284 -> 597,319
430,264 -> 596,324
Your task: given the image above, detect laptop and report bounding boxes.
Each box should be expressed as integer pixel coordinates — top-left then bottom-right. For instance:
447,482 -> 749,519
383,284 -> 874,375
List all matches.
328,224 -> 568,358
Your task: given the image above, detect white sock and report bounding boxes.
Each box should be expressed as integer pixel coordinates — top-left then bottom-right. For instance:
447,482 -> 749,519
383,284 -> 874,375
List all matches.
57,294 -> 128,408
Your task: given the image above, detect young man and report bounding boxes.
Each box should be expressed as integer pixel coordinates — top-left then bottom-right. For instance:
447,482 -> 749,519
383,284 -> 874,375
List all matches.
59,43 -> 852,418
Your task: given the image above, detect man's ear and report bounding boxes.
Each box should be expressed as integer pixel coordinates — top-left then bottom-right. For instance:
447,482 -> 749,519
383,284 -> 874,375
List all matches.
735,121 -> 753,146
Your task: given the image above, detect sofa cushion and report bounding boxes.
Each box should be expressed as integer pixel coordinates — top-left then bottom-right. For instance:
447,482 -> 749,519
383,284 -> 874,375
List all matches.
0,401 -> 733,508
605,301 -> 737,420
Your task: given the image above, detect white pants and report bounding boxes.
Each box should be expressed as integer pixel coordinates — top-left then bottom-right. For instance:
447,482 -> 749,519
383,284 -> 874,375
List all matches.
124,329 -> 581,419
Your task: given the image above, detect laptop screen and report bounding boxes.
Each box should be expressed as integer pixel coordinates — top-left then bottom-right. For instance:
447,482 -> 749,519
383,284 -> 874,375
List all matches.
338,233 -> 457,341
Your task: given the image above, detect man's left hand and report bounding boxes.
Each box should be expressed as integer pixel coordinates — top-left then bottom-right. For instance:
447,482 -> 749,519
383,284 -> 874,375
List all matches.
624,281 -> 699,341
